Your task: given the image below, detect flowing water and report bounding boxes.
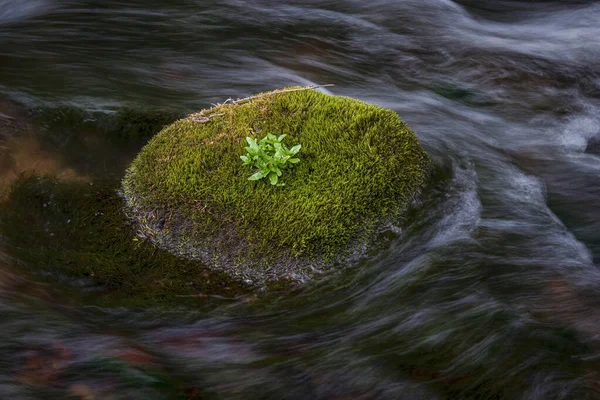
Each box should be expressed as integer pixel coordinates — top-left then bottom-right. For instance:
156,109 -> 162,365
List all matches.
1,0 -> 600,398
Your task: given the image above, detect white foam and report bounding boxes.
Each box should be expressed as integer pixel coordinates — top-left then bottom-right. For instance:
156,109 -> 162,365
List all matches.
429,164 -> 481,248
559,115 -> 600,152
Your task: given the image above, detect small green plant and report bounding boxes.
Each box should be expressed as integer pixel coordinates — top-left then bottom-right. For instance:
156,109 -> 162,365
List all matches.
240,133 -> 301,186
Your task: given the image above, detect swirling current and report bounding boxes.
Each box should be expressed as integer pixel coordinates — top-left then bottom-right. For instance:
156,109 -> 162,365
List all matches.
1,1 -> 600,399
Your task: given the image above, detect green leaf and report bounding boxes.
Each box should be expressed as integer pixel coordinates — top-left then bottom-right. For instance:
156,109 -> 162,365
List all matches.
247,137 -> 259,151
277,134 -> 287,142
288,158 -> 300,164
289,144 -> 301,154
249,170 -> 266,181
269,172 -> 278,185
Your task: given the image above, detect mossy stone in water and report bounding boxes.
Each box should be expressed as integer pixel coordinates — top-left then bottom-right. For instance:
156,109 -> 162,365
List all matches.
122,88 -> 431,285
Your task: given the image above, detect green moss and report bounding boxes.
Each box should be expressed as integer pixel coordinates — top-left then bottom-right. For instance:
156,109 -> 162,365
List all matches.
123,88 -> 431,282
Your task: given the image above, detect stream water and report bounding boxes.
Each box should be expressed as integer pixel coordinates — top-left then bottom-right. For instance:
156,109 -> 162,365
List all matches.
1,0 -> 600,399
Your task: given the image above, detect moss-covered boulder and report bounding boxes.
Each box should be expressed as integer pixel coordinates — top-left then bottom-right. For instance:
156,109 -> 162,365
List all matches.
122,88 -> 431,285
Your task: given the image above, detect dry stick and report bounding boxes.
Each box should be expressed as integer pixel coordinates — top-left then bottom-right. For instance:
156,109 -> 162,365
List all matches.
232,84 -> 335,105
191,112 -> 224,124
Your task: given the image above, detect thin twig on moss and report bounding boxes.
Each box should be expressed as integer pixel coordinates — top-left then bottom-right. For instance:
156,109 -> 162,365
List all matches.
232,84 -> 335,105
191,113 -> 224,124
193,85 -> 335,121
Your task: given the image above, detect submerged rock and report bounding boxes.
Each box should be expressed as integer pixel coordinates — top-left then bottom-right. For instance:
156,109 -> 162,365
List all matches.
122,87 -> 432,286
586,137 -> 600,156
1,176 -> 256,306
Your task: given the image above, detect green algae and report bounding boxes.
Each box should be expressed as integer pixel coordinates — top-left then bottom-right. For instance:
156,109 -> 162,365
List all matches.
122,88 -> 432,283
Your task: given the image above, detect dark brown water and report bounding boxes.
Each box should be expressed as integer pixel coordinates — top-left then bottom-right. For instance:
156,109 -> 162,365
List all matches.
1,1 -> 600,398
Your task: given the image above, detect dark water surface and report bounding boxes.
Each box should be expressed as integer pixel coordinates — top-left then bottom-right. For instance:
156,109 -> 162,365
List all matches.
2,0 -> 600,398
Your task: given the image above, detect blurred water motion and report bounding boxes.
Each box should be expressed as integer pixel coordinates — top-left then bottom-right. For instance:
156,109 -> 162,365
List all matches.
1,0 -> 600,398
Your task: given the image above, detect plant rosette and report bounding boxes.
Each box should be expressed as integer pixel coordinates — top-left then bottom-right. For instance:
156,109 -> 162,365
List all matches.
240,133 -> 301,186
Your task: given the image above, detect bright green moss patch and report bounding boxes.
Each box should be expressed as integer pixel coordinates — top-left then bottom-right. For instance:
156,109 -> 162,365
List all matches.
122,87 -> 431,284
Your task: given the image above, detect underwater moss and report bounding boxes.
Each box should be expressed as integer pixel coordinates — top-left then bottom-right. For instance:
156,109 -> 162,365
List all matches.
122,87 -> 432,284
33,106 -> 182,142
0,175 -> 256,307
